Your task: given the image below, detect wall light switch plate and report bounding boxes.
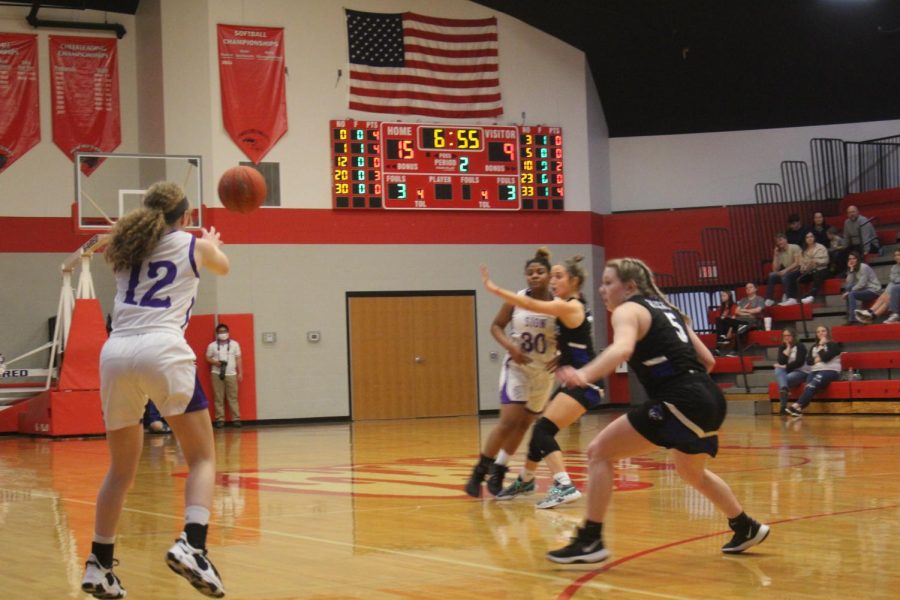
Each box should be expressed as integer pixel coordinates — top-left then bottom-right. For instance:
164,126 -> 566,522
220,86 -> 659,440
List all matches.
307,331 -> 321,343
262,332 -> 277,344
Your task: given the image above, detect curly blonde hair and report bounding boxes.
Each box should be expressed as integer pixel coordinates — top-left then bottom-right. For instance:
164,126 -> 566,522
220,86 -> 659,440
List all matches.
105,182 -> 188,272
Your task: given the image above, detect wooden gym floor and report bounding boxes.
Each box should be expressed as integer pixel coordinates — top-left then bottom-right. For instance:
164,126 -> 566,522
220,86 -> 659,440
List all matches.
2,411 -> 900,599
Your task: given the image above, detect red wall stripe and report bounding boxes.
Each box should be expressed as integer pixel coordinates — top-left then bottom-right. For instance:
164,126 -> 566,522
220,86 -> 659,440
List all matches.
0,207 -> 605,251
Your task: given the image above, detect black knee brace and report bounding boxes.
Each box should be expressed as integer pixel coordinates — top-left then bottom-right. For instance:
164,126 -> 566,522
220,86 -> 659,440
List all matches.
527,417 -> 561,462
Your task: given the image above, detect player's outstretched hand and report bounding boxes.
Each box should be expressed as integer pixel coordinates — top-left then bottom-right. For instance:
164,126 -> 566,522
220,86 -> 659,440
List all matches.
202,226 -> 223,246
480,265 -> 499,295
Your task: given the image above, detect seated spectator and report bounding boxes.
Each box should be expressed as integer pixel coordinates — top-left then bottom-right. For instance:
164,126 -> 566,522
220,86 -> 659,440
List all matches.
785,325 -> 842,417
714,290 -> 739,343
843,204 -> 882,256
785,213 -> 810,247
826,227 -> 849,277
734,282 -> 766,335
798,231 -> 830,304
843,251 -> 882,324
810,211 -> 830,247
774,328 -> 808,415
764,233 -> 802,307
855,248 -> 900,324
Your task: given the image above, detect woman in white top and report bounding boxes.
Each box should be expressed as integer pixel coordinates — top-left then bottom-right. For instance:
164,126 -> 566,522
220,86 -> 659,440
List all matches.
465,248 -> 557,497
785,325 -> 843,417
82,182 -> 229,599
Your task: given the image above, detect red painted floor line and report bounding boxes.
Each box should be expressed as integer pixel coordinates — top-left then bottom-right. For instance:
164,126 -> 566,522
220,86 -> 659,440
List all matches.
557,502 -> 900,599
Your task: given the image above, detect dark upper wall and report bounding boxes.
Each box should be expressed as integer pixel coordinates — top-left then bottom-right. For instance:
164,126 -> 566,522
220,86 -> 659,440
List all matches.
475,0 -> 900,137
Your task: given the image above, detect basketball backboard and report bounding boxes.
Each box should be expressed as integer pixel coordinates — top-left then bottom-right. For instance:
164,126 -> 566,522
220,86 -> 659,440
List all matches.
74,153 -> 204,232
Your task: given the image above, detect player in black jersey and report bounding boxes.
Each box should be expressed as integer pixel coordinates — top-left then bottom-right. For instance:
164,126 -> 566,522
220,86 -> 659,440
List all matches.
548,257 -> 769,564
481,255 -> 605,509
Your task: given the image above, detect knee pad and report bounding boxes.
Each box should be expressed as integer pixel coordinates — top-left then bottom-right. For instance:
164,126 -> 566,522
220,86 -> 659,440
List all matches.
527,417 -> 561,462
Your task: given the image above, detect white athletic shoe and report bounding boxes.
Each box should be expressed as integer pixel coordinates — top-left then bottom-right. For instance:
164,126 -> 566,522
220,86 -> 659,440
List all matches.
764,299 -> 775,307
165,533 -> 225,598
885,313 -> 900,324
778,298 -> 798,306
535,483 -> 582,509
81,555 -> 126,599
801,296 -> 814,304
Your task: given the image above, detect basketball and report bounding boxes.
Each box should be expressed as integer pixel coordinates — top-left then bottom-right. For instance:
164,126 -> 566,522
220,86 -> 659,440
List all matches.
217,166 -> 267,213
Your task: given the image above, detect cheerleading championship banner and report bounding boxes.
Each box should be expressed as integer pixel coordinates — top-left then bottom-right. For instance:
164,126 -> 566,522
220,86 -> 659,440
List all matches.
0,33 -> 40,174
217,24 -> 287,163
50,35 -> 121,176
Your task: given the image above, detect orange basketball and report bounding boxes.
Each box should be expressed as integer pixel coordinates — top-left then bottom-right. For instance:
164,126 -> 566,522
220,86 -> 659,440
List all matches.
217,166 -> 267,213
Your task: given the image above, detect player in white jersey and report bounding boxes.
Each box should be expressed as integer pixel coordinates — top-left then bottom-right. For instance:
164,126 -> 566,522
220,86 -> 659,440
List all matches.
82,182 -> 230,599
466,248 -> 557,497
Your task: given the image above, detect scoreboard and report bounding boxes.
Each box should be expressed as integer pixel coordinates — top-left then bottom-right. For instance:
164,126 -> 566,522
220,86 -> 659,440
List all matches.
330,119 -> 565,211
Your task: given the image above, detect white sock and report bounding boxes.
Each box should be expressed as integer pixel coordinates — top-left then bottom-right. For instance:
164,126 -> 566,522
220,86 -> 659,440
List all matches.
93,533 -> 115,544
554,472 -> 572,486
184,505 -> 210,525
520,468 -> 535,482
495,449 -> 510,466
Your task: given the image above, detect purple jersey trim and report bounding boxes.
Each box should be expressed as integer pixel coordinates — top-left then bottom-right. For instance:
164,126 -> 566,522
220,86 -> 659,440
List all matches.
181,296 -> 196,330
185,372 -> 209,413
188,236 -> 199,278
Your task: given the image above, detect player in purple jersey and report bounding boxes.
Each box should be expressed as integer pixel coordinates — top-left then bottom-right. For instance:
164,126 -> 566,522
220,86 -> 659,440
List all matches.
548,257 -> 769,564
82,182 -> 230,599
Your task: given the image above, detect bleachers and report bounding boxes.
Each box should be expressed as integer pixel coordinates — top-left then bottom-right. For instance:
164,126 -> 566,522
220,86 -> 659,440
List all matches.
712,192 -> 900,415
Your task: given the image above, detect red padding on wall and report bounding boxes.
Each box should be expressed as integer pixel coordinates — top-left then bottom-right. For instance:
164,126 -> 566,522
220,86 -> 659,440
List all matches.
58,299 -> 106,391
185,313 -> 257,423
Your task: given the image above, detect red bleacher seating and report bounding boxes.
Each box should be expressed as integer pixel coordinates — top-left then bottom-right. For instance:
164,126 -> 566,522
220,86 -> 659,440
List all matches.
747,330 -> 782,347
832,323 -> 900,343
766,302 -> 823,322
767,381 -> 851,400
713,355 -> 763,374
697,333 -> 717,349
840,351 -> 900,370
851,380 -> 900,398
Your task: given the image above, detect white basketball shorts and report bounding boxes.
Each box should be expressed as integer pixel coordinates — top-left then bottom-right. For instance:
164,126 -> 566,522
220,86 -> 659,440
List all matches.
499,360 -> 555,413
100,332 -> 199,431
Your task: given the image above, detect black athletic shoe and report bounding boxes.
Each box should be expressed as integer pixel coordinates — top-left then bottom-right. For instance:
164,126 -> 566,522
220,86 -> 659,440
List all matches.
486,464 -> 509,496
464,464 -> 489,498
547,527 -> 610,564
722,520 -> 770,554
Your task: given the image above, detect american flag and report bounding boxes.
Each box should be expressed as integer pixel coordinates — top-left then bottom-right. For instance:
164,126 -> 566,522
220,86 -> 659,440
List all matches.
346,9 -> 502,119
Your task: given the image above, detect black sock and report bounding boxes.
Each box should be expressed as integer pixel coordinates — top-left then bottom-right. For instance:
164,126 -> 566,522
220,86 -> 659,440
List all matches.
91,542 -> 114,569
184,523 -> 208,550
478,454 -> 495,469
581,520 -> 603,539
728,512 -> 752,531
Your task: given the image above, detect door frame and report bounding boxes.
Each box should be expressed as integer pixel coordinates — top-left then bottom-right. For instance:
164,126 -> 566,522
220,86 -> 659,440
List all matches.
345,290 -> 480,420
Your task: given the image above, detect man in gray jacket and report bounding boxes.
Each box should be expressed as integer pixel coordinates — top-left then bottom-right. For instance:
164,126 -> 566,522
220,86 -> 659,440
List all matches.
843,205 -> 882,256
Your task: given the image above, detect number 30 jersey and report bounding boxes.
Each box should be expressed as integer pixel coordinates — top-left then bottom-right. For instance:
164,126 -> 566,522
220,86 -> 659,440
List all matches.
507,289 -> 558,370
626,295 -> 706,395
110,230 -> 199,338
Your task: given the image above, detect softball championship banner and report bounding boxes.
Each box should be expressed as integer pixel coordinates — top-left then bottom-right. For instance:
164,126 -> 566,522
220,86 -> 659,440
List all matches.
49,35 -> 121,176
217,24 -> 287,163
0,33 -> 40,174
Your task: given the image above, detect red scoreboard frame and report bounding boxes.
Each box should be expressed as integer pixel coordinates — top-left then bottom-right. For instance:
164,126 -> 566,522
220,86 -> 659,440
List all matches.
330,119 -> 564,211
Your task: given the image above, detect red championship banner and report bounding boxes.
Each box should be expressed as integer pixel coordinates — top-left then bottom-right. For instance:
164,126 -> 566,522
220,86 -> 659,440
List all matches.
217,24 -> 287,163
49,35 -> 120,175
0,33 -> 40,174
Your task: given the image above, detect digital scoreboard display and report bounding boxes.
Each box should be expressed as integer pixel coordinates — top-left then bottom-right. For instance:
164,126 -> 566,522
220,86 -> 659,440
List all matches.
330,119 -> 564,211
